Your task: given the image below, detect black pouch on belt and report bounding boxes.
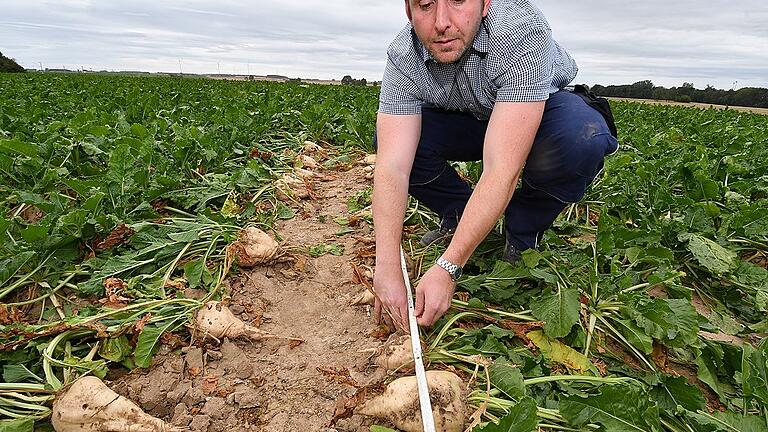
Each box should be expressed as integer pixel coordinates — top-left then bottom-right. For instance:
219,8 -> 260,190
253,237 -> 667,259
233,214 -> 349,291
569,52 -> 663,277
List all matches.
571,84 -> 618,139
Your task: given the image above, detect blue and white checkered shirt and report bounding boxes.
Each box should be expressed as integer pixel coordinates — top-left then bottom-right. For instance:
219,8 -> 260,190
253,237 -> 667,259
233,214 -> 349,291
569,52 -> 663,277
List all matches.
379,0 -> 578,120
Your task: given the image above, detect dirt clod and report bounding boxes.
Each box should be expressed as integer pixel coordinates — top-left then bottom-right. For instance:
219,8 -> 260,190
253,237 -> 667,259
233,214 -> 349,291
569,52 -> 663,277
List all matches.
189,414 -> 211,431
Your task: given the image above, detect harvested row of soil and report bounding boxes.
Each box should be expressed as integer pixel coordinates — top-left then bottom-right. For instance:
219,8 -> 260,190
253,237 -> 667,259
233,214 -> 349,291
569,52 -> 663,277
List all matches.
109,158 -> 392,431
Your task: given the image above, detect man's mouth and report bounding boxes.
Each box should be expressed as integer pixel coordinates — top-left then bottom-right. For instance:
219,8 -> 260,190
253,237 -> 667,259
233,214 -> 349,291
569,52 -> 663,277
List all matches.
433,38 -> 458,49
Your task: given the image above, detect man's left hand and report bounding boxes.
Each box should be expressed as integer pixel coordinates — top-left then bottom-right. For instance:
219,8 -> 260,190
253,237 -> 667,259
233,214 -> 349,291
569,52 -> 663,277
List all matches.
415,265 -> 456,327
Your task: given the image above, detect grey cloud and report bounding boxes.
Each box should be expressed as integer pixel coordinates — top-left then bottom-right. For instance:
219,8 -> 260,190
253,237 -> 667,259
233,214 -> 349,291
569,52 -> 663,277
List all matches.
1,0 -> 765,88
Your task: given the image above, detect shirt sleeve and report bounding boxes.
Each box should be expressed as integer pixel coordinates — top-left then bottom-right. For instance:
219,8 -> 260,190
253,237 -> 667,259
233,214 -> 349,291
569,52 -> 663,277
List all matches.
494,25 -> 555,103
378,56 -> 423,115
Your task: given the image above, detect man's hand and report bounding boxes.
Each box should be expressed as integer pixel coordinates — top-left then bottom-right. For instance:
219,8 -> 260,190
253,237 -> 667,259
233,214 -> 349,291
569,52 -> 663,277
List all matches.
415,265 -> 456,327
373,266 -> 409,331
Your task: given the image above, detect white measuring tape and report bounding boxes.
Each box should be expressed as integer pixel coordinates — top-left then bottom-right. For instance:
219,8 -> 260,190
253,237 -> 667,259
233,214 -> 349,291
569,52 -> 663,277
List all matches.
399,246 -> 435,432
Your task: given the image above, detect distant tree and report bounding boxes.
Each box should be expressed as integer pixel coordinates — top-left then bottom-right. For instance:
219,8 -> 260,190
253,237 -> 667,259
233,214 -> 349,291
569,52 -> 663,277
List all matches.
631,80 -> 654,99
591,81 -> 768,109
341,75 -> 369,86
0,51 -> 24,73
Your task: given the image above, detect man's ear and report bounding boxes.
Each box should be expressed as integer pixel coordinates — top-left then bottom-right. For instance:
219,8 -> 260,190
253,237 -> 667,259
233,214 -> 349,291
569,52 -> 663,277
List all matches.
482,0 -> 492,17
405,0 -> 413,21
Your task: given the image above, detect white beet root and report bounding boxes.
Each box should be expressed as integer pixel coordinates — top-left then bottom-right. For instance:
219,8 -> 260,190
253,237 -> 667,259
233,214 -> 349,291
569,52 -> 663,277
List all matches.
294,167 -> 319,179
303,140 -> 322,154
298,154 -> 319,169
275,173 -> 309,200
375,334 -> 414,371
196,301 -> 276,340
350,289 -> 375,306
229,227 -> 279,267
52,376 -> 181,432
196,302 -> 303,344
356,371 -> 466,432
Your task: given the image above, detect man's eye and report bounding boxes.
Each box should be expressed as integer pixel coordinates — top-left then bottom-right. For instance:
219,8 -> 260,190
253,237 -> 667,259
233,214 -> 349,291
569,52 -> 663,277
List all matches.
418,1 -> 433,10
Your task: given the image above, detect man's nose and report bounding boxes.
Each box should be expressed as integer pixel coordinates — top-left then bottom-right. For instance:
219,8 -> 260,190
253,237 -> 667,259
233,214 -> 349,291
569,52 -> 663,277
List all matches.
434,1 -> 451,33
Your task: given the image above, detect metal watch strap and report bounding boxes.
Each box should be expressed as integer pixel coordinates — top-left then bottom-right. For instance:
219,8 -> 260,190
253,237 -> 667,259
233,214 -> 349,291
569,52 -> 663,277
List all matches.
436,257 -> 462,281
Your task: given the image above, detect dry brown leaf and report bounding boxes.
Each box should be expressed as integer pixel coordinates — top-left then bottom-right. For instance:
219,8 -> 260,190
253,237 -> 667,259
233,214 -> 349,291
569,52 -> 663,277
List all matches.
317,366 -> 359,388
94,224 -> 135,250
202,374 -> 219,395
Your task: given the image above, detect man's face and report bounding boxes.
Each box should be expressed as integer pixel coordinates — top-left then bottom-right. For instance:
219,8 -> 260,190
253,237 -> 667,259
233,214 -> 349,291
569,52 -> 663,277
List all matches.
406,0 -> 491,64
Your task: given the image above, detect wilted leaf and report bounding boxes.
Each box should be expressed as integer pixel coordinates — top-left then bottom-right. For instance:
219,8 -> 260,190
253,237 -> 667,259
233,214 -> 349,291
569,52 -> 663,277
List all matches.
98,336 -> 133,362
527,330 -> 597,374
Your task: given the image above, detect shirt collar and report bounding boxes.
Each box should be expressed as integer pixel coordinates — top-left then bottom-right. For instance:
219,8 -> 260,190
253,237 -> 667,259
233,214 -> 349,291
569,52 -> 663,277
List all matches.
417,17 -> 490,64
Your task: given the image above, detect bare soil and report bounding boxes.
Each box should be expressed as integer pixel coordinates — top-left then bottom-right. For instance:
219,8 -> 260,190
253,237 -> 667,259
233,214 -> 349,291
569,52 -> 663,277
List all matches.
109,157 -> 390,431
607,97 -> 768,115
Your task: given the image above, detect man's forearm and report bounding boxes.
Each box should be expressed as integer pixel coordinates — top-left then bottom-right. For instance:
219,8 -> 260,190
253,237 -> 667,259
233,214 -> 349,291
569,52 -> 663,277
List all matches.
372,166 -> 410,269
442,167 -> 520,265
373,113 -> 421,270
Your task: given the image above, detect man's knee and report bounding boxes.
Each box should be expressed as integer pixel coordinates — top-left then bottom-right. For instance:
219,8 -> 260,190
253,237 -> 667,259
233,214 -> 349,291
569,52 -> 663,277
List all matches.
571,131 -> 618,180
524,105 -> 618,202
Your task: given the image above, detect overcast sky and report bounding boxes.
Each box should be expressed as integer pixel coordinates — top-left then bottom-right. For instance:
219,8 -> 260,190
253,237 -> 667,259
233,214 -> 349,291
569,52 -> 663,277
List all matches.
1,0 -> 766,89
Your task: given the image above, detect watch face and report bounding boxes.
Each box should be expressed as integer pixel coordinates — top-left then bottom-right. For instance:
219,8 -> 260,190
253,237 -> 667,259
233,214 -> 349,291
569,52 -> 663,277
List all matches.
453,267 -> 462,280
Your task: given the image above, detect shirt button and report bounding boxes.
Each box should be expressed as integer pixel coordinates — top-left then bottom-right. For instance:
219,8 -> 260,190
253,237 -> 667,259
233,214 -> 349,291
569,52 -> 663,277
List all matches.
462,85 -> 467,89
469,103 -> 475,108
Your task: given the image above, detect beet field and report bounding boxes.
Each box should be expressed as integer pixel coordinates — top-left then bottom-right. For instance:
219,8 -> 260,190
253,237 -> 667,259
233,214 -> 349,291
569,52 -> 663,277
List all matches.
0,73 -> 766,432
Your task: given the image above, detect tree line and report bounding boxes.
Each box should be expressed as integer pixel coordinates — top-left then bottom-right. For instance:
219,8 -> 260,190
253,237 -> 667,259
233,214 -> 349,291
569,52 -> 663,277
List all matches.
341,75 -> 368,86
0,51 -> 25,73
592,80 -> 768,109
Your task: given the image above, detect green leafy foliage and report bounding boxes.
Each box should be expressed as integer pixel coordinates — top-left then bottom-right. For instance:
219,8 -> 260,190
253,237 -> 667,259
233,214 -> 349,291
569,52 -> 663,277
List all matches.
648,375 -> 706,412
488,359 -> 526,400
623,297 -> 699,348
530,284 -> 580,338
685,410 -> 768,432
559,383 -> 662,431
678,233 -> 737,275
0,418 -> 34,432
474,397 -> 538,432
742,339 -> 768,410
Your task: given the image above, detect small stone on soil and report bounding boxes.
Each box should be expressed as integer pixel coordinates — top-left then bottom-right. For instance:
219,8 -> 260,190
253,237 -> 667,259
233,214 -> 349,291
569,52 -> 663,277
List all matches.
189,414 -> 211,431
236,363 -> 253,379
201,397 -> 228,419
167,381 -> 191,403
234,391 -> 261,409
171,403 -> 192,426
182,387 -> 206,406
184,347 -> 204,371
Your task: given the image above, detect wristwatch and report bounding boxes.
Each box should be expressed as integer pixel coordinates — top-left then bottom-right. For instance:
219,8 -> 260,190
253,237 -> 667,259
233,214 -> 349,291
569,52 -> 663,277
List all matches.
436,256 -> 463,281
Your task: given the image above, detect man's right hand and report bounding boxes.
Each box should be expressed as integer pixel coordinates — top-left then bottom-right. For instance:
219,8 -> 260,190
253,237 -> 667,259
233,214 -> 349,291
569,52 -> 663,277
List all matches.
373,265 -> 409,332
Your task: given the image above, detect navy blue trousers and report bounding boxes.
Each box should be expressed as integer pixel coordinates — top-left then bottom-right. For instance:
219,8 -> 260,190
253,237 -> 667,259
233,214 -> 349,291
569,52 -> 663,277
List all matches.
376,90 -> 618,251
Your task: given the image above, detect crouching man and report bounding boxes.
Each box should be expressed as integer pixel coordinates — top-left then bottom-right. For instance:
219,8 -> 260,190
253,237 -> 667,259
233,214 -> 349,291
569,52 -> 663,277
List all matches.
372,0 -> 618,329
